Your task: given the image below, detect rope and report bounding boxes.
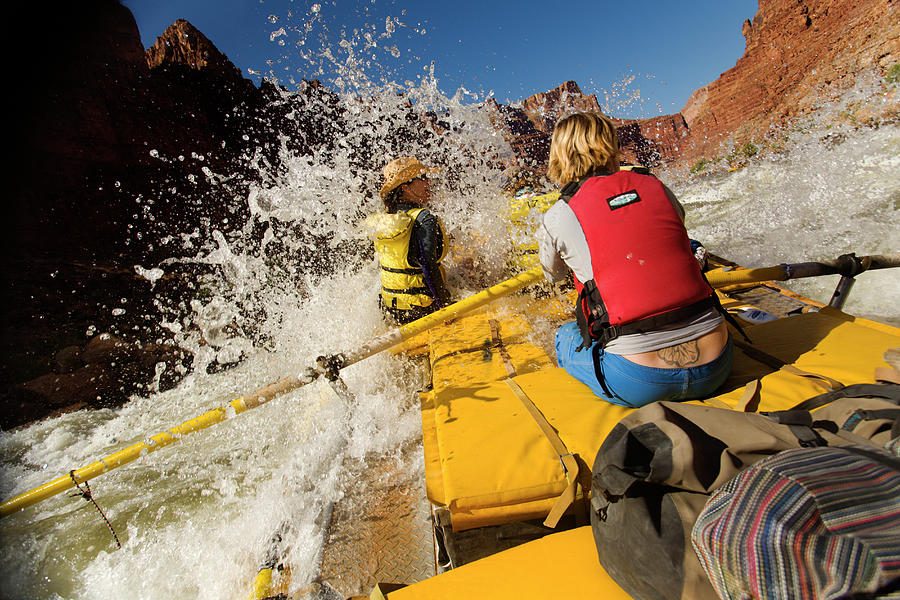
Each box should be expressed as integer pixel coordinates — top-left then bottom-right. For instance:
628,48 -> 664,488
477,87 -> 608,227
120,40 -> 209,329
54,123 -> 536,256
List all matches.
69,471 -> 121,549
489,319 -> 517,377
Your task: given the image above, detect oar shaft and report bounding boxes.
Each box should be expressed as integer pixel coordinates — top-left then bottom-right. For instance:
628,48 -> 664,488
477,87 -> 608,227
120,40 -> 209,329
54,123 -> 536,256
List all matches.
11,251 -> 890,518
1,269 -> 546,519
340,266 -> 544,367
706,253 -> 900,288
0,373 -> 313,518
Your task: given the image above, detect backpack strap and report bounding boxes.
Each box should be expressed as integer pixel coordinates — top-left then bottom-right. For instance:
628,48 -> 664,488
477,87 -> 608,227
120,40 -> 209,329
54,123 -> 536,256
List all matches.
837,445 -> 900,472
504,378 -> 589,527
788,382 -> 900,412
761,410 -> 829,447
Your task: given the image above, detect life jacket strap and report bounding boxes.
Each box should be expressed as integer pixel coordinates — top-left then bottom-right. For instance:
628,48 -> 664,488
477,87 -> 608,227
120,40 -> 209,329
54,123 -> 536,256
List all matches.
575,280 -> 607,351
380,265 -> 422,275
382,286 -> 430,296
609,295 -> 720,339
577,284 -> 721,350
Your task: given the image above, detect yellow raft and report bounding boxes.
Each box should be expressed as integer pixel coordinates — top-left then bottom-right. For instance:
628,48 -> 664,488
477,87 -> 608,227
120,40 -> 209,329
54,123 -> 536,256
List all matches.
373,270 -> 900,599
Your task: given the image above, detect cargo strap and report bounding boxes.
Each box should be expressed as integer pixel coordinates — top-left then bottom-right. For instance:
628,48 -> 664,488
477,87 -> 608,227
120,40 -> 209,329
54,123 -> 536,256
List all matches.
489,319 -> 517,377
504,378 -> 588,527
735,366 -> 844,414
788,382 -> 900,412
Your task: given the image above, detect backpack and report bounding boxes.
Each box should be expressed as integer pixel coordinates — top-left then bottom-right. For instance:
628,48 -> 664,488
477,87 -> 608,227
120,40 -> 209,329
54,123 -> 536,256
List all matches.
589,383 -> 900,600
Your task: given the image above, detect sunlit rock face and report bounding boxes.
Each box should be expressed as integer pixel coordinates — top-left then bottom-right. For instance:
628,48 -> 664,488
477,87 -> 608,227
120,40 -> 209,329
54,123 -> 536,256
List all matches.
679,0 -> 900,164
490,82 -> 691,169
146,19 -> 243,79
521,81 -> 602,134
495,0 -> 899,171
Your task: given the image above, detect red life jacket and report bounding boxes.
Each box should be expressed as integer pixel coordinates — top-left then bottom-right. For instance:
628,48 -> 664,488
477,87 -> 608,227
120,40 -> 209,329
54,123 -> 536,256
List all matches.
563,170 -> 714,347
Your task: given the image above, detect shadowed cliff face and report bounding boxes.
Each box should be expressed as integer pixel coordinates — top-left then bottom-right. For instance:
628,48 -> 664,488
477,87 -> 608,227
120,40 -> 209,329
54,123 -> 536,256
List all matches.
0,1 -> 344,426
0,0 -> 463,428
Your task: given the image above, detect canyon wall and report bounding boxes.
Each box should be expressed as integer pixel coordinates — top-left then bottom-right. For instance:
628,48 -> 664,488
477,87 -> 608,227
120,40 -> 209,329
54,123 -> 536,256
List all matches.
496,0 -> 899,172
680,0 -> 900,163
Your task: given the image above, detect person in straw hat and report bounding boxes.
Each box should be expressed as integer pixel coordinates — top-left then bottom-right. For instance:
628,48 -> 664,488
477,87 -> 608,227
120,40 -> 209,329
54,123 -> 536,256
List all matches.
367,156 -> 451,324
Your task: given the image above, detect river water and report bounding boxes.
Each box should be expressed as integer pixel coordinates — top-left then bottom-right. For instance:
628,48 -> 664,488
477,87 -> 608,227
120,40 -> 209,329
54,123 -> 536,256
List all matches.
1,16 -> 898,600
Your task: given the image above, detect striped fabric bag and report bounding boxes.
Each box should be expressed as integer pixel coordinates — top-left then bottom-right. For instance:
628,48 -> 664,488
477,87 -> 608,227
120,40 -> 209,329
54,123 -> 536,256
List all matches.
692,444 -> 900,600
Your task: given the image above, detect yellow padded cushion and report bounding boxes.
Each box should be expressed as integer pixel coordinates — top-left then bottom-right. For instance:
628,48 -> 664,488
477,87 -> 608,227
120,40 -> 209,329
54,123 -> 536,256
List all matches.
423,304 -> 900,532
386,526 -> 630,600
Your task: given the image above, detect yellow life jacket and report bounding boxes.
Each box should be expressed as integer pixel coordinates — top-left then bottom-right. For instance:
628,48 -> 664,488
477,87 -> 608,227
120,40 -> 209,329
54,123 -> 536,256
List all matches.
366,208 -> 448,311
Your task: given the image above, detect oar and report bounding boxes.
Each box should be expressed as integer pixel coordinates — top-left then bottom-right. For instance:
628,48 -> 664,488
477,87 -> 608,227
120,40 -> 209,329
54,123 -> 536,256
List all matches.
0,267 -> 544,519
706,252 -> 900,287
5,252 -> 897,517
706,252 -> 900,309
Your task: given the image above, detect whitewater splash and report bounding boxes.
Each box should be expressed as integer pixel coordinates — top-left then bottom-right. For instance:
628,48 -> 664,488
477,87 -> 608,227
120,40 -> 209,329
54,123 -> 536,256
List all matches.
1,4 -> 898,599
0,8 -> 517,599
668,121 -> 900,325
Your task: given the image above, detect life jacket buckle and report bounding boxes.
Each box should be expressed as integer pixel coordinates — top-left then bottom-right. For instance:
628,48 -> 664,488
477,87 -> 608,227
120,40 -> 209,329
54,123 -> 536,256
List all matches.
595,324 -> 620,346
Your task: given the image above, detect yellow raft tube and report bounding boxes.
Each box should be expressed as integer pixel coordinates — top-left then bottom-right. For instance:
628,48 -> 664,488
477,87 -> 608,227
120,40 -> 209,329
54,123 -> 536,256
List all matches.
374,271 -> 900,598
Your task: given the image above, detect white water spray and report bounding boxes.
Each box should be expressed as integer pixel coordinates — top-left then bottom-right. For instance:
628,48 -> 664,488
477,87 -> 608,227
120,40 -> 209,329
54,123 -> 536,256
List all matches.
1,4 -> 898,599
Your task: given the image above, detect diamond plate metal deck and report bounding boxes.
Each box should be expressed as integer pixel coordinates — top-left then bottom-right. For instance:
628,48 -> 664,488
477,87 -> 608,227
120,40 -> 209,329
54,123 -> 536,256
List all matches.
316,446 -> 436,598
727,284 -> 811,318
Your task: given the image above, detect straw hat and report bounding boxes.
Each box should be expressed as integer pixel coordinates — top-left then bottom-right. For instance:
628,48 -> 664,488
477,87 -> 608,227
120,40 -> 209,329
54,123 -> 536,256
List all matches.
380,157 -> 439,199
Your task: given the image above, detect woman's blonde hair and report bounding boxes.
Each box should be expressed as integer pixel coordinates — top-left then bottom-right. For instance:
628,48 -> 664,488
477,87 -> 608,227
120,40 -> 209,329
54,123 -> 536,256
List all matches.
547,112 -> 620,185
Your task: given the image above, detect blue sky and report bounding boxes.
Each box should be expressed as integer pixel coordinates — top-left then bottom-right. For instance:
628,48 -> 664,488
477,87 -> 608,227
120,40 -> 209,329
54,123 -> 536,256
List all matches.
124,0 -> 758,119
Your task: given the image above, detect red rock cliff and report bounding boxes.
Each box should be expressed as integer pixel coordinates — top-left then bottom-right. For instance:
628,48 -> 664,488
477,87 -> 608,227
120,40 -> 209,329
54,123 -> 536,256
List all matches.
680,0 -> 900,162
521,81 -> 602,134
147,19 -> 244,81
501,0 -> 899,171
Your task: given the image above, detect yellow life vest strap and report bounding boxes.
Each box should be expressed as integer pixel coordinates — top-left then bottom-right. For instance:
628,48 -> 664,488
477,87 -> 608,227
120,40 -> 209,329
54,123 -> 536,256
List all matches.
504,378 -> 588,528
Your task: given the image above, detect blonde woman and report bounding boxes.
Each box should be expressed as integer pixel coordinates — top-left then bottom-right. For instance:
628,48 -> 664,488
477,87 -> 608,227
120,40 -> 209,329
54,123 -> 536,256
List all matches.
538,112 -> 733,408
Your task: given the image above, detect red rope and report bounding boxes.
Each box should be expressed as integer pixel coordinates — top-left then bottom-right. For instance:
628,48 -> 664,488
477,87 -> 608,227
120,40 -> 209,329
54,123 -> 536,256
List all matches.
69,471 -> 121,549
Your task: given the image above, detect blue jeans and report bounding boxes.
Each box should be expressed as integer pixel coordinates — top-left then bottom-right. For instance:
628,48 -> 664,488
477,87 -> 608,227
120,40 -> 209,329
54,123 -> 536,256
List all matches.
555,321 -> 734,408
